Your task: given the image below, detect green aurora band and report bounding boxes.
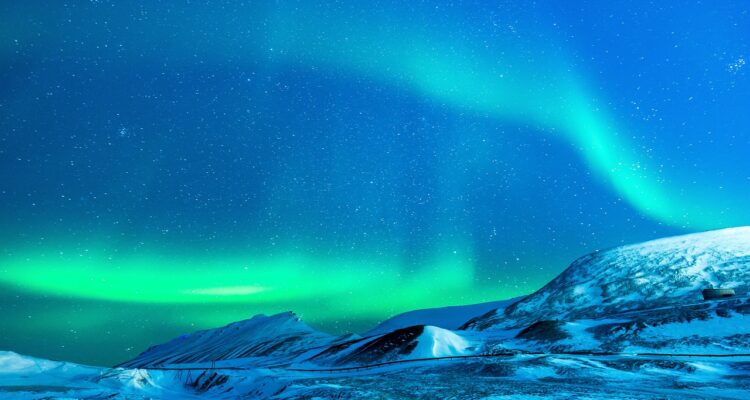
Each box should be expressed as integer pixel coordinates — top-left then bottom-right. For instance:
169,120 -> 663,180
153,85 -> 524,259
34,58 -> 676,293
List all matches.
263,3 -> 738,229
1,244 -> 481,313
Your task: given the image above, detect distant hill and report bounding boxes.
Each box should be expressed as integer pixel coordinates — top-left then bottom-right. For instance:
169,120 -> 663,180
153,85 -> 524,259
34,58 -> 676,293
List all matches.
118,311 -> 335,368
364,297 -> 524,337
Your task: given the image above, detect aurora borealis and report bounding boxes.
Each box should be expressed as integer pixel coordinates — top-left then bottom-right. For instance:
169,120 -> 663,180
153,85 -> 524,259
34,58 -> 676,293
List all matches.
1,1 -> 749,366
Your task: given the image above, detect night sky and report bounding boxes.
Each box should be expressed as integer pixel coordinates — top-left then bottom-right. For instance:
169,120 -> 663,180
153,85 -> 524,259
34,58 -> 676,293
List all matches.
1,1 -> 748,366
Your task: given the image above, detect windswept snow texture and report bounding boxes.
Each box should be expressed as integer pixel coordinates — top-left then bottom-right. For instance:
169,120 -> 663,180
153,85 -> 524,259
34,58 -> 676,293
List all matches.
365,297 -> 524,336
119,312 -> 333,368
0,351 -> 196,399
465,227 -> 750,330
3,351 -> 750,399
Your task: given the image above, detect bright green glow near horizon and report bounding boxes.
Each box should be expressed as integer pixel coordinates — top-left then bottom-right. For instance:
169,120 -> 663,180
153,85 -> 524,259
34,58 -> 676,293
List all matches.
1,243 -> 510,319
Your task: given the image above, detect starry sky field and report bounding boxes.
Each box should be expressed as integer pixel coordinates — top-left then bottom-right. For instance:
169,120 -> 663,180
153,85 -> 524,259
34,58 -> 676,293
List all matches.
1,1 -> 748,366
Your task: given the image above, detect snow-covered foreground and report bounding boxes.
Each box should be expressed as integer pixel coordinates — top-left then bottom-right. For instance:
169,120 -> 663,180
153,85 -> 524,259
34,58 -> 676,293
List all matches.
0,351 -> 200,399
2,351 -> 749,399
3,227 -> 750,398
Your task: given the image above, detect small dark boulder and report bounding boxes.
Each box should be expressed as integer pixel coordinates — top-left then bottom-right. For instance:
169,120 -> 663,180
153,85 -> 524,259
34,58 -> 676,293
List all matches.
515,320 -> 570,342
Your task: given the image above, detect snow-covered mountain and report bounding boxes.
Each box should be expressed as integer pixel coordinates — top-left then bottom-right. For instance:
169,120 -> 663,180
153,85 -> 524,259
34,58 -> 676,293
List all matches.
119,311 -> 334,368
364,297 -> 524,336
463,227 -> 750,330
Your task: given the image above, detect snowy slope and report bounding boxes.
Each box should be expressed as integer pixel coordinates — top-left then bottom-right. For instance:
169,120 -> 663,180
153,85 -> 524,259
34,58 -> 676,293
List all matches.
464,227 -> 750,330
120,311 -> 333,368
0,351 -> 72,374
411,326 -> 475,358
485,295 -> 750,355
0,351 -> 198,399
4,349 -> 750,399
306,325 -> 476,366
364,297 -> 524,336
588,295 -> 750,354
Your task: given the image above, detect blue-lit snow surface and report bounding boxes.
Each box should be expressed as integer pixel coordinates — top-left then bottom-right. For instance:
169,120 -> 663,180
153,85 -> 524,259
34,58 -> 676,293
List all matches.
2,351 -> 750,399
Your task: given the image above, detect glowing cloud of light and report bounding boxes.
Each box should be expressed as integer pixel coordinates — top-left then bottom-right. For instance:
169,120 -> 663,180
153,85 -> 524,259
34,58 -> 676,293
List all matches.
0,243 -> 494,318
260,2 -> 742,229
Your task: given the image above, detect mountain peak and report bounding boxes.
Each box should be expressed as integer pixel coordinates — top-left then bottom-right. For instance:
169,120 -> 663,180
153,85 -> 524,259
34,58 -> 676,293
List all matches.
118,311 -> 331,368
